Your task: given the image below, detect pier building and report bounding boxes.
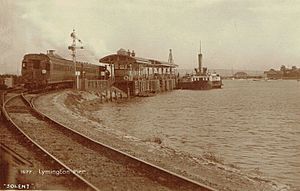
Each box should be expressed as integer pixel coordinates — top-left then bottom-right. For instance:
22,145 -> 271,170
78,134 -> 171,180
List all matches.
99,49 -> 178,97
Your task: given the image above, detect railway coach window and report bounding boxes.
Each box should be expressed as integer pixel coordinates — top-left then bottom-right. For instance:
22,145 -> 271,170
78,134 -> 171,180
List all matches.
53,64 -> 60,70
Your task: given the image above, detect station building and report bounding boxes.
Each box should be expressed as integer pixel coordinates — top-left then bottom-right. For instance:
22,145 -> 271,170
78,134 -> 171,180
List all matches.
99,49 -> 178,97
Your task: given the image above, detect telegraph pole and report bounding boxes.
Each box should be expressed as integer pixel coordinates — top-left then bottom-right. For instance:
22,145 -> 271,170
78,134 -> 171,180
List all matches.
68,29 -> 83,89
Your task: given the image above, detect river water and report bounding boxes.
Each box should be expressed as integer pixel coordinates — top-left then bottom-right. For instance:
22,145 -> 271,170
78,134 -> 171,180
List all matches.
94,80 -> 300,189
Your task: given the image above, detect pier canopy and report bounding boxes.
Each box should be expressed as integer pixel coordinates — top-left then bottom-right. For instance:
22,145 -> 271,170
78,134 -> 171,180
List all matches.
100,54 -> 151,66
99,49 -> 178,81
99,54 -> 178,68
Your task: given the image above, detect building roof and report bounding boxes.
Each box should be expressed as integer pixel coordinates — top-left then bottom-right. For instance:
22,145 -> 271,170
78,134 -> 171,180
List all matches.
99,54 -> 178,68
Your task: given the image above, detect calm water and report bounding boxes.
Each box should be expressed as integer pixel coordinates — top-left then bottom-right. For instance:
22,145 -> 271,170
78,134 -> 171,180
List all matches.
94,80 -> 300,189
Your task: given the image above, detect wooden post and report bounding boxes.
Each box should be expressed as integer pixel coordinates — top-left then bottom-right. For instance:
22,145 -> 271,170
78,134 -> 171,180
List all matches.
110,88 -> 112,101
105,89 -> 108,102
0,91 -> 4,120
147,67 -> 149,79
127,80 -> 130,99
127,87 -> 130,99
0,91 -> 4,107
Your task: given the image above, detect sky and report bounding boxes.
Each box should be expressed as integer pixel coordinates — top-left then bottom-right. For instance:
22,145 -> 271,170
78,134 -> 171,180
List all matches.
1,0 -> 300,74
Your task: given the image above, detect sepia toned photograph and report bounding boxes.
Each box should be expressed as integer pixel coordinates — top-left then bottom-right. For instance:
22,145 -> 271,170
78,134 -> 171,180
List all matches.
1,0 -> 299,190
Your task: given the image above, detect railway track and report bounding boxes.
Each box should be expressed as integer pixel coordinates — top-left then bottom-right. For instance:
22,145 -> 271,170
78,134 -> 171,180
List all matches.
2,92 -> 216,191
2,94 -> 98,191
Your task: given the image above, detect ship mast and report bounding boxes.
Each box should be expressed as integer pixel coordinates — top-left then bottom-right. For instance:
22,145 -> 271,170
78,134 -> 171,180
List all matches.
198,41 -> 202,75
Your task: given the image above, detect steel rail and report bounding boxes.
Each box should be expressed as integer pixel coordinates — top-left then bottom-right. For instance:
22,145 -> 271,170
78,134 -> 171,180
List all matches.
30,93 -> 217,191
0,142 -> 33,166
2,94 -> 100,191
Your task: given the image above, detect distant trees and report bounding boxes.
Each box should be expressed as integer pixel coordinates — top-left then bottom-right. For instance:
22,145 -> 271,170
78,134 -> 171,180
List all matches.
280,65 -> 286,73
276,65 -> 299,78
234,72 -> 248,79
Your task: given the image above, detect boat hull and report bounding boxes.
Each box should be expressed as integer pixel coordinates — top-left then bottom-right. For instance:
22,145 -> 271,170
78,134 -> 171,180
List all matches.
177,80 -> 222,90
211,81 -> 223,89
177,81 -> 212,90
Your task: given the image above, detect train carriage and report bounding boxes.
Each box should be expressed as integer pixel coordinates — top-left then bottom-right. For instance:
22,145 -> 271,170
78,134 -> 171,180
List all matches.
22,50 -> 105,89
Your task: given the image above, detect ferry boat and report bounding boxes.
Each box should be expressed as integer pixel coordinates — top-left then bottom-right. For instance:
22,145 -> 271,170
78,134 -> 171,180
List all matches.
177,45 -> 223,90
178,72 -> 222,90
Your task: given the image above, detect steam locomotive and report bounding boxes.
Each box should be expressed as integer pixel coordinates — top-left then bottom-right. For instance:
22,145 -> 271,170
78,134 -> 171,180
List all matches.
21,50 -> 107,89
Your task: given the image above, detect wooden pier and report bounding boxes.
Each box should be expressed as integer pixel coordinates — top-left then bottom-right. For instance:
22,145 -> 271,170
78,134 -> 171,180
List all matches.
99,49 -> 178,97
80,79 -> 126,101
